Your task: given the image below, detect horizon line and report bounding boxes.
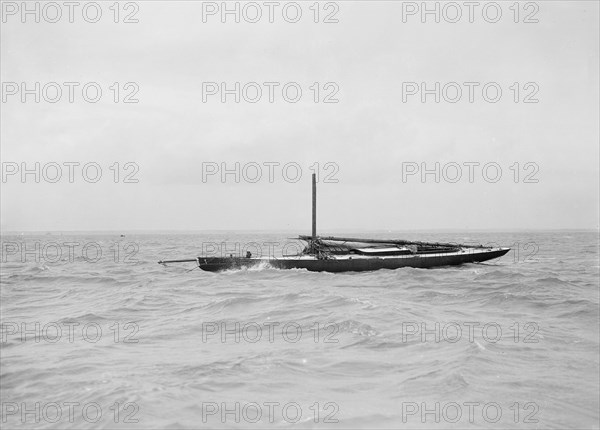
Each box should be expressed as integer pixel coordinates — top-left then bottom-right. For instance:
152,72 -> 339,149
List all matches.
1,227 -> 598,234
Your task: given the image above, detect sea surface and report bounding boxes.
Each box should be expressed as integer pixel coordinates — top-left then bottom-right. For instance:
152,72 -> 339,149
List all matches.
1,231 -> 598,429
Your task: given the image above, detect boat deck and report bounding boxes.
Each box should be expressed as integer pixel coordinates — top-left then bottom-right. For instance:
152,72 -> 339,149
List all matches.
271,247 -> 509,261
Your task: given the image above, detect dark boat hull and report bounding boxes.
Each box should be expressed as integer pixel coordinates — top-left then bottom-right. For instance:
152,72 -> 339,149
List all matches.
196,248 -> 510,273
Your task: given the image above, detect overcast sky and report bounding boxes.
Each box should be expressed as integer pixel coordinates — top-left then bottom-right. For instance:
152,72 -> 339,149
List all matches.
1,1 -> 598,232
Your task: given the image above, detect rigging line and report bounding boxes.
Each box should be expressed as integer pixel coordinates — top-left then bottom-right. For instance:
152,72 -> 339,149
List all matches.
184,257 -> 202,273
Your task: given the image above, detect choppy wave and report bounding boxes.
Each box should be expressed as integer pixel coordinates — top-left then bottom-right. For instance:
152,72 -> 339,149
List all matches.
1,231 -> 598,429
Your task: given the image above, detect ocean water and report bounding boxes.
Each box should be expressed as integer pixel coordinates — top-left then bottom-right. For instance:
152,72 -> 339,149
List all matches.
1,231 -> 598,429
